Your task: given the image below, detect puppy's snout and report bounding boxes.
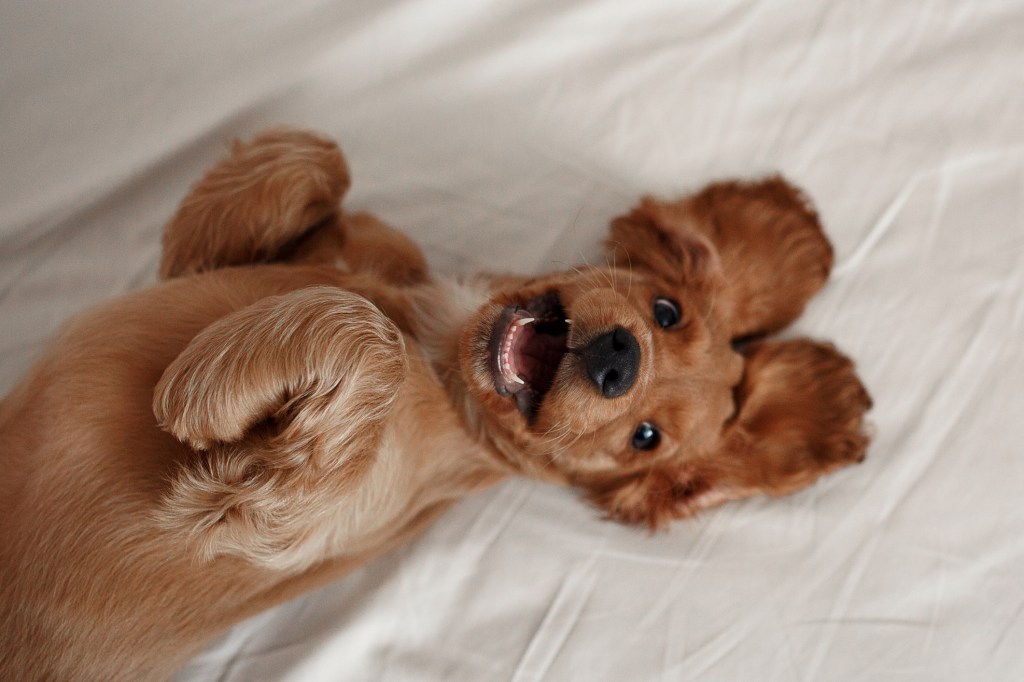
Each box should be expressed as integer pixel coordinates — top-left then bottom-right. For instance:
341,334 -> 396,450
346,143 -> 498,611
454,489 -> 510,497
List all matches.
581,326 -> 640,398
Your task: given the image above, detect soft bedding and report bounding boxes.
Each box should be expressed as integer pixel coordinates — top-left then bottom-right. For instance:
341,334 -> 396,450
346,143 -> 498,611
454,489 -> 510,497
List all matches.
1,1 -> 1022,680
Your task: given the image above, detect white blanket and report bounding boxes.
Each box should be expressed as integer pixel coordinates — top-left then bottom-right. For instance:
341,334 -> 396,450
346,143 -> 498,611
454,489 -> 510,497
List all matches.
2,1 -> 1021,680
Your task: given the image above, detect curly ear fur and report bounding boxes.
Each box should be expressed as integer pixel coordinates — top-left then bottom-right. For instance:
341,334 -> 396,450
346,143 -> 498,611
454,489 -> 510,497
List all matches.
585,339 -> 871,530
160,128 -> 350,278
153,286 -> 406,568
606,198 -> 722,287
608,176 -> 833,340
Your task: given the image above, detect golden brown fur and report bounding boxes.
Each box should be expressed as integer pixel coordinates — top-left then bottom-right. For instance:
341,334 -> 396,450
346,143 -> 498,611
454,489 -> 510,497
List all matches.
0,128 -> 871,680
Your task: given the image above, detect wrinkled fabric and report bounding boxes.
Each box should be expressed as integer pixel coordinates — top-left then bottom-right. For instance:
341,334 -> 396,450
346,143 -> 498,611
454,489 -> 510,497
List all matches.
1,1 -> 1021,680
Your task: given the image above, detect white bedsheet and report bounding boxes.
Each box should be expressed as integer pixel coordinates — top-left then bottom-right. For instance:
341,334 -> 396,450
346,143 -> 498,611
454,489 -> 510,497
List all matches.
2,1 -> 1022,680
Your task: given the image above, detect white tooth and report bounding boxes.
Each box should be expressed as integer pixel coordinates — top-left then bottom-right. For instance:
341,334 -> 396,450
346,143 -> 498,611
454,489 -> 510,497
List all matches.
511,374 -> 525,385
565,318 -> 572,324
519,317 -> 536,325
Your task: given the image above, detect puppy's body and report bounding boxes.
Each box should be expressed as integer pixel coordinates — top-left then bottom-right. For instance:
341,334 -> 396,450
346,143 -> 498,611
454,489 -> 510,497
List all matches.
0,266 -> 501,678
1,130 -> 871,680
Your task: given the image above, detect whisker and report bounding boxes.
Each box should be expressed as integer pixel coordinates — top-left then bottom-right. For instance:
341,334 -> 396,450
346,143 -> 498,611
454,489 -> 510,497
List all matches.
624,247 -> 634,300
702,282 -> 718,324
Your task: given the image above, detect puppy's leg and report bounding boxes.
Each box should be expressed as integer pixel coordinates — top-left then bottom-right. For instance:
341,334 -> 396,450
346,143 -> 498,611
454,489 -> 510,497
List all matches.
160,128 -> 350,278
589,339 -> 871,529
152,287 -> 406,568
333,212 -> 430,286
609,177 -> 833,339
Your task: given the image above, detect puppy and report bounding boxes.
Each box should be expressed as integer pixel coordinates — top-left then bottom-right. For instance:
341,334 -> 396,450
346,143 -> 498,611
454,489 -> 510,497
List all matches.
0,129 -> 871,680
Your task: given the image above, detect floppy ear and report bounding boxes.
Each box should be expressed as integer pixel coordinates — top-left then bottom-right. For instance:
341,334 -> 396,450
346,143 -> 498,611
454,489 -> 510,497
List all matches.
606,197 -> 722,288
152,287 -> 406,569
608,177 -> 833,340
587,339 -> 871,529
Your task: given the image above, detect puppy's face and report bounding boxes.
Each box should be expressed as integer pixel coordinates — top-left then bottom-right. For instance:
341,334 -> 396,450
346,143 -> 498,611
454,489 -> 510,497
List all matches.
459,216 -> 744,503
461,263 -> 740,461
460,181 -> 871,528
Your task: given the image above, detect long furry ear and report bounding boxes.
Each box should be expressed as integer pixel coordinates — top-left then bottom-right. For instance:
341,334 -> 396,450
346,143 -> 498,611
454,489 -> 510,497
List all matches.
152,287 -> 406,569
606,198 -> 722,287
160,127 -> 350,278
583,461 -> 723,531
586,339 -> 871,530
613,177 -> 833,340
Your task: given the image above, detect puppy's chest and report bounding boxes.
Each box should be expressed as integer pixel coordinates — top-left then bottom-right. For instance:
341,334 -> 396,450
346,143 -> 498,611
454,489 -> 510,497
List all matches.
336,347 -> 485,546
385,346 -> 482,483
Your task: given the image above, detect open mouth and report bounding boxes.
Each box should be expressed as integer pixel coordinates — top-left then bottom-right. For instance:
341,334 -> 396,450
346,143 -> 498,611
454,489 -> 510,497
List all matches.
488,291 -> 570,418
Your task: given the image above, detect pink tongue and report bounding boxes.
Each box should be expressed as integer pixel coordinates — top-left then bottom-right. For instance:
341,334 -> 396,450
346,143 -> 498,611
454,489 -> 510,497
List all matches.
514,325 -> 540,379
512,324 -> 563,392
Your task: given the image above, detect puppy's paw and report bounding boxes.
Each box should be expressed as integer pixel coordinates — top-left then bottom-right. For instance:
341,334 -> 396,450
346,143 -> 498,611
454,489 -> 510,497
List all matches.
153,287 -> 406,467
152,287 -> 407,568
161,128 -> 351,278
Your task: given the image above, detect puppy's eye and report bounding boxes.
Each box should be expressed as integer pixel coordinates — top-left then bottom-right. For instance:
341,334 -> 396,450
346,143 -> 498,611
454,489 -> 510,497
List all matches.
631,421 -> 661,451
653,297 -> 681,329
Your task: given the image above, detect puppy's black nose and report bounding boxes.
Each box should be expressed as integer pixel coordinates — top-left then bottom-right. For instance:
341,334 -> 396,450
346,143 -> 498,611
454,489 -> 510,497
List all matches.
581,327 -> 640,398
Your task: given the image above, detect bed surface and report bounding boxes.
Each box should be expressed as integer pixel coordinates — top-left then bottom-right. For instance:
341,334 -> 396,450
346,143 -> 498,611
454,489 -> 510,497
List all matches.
2,1 -> 1022,680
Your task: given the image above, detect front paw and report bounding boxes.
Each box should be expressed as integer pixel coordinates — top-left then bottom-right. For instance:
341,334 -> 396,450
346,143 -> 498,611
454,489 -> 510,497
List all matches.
732,339 -> 872,494
160,128 -> 351,278
153,287 -> 406,461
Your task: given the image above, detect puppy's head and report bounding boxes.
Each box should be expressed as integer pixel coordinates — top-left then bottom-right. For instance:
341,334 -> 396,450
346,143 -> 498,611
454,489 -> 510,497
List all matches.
460,206 -> 742,515
460,181 -> 870,528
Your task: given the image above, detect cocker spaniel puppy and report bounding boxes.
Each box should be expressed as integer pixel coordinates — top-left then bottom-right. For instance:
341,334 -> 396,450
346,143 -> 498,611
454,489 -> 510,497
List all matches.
0,129 -> 870,680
